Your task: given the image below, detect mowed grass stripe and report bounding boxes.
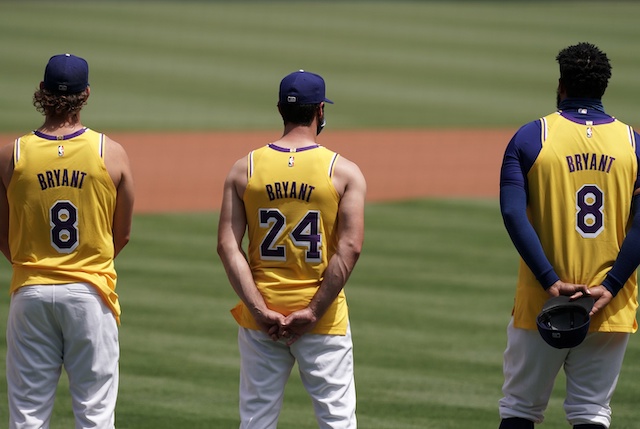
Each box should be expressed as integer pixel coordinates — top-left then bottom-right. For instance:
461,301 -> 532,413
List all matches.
3,2 -> 640,131
0,200 -> 637,427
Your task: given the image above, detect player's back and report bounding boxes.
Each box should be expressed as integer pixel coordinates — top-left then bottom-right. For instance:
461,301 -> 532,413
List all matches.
7,128 -> 120,313
244,144 -> 339,289
515,111 -> 639,331
528,112 -> 638,282
233,143 -> 348,334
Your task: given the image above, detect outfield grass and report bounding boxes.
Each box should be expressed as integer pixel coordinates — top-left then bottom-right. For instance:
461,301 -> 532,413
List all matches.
0,200 -> 637,428
2,1 -> 640,132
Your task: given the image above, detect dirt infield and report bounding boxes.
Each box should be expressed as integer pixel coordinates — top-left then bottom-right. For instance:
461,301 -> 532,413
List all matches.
1,129 -> 515,213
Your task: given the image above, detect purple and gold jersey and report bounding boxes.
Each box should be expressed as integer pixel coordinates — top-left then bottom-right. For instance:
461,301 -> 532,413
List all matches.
231,144 -> 348,334
506,111 -> 639,332
8,128 -> 121,321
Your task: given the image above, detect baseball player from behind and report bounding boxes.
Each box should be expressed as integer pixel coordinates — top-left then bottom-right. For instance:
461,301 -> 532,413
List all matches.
217,70 -> 366,428
498,42 -> 640,429
0,54 -> 135,428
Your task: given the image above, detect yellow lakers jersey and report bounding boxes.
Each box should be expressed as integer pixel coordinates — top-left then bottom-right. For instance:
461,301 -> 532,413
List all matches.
514,112 -> 639,333
8,128 -> 121,322
231,144 -> 347,334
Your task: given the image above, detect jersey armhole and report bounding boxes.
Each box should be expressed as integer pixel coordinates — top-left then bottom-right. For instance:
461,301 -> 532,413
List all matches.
98,133 -> 105,159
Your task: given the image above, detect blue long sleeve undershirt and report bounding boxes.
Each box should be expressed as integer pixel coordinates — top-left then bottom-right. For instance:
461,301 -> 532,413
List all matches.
500,183 -> 560,288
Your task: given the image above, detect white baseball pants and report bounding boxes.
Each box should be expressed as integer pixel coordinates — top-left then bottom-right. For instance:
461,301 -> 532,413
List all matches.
237,325 -> 356,429
6,283 -> 119,429
499,318 -> 629,428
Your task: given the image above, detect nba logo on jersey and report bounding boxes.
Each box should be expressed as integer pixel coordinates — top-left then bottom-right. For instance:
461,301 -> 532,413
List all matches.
288,156 -> 295,167
58,145 -> 64,157
586,127 -> 593,138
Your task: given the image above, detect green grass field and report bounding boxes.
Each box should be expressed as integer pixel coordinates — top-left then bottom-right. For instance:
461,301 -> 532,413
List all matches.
0,201 -> 638,428
2,1 -> 640,132
2,1 -> 640,428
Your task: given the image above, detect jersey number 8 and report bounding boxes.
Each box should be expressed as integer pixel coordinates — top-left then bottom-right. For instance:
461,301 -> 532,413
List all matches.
50,200 -> 79,253
576,184 -> 604,238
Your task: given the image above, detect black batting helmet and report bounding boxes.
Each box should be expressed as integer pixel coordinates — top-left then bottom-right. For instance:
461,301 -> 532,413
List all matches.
536,295 -> 595,349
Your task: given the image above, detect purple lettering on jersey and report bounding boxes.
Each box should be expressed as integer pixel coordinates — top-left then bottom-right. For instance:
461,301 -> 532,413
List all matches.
37,169 -> 87,190
581,153 -> 590,169
567,154 -> 615,174
305,186 -> 315,202
46,171 -> 55,188
37,173 -> 47,190
274,183 -> 283,199
289,182 -> 297,199
605,156 -> 615,173
566,156 -> 575,172
266,184 -> 275,201
298,183 -> 308,200
264,181 -> 316,202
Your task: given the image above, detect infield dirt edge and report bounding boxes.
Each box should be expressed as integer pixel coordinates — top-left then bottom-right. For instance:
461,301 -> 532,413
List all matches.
0,128 -> 513,213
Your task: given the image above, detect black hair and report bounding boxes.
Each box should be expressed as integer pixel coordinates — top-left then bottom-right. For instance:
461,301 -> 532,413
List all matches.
556,42 -> 611,99
278,103 -> 320,126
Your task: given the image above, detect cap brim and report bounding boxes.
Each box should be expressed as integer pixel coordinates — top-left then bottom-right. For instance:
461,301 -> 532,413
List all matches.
324,97 -> 334,104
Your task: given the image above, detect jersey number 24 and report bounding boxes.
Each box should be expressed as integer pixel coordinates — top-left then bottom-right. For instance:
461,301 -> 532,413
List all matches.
259,208 -> 322,263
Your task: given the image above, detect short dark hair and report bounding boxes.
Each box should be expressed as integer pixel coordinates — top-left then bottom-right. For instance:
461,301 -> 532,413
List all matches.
278,103 -> 319,126
556,42 -> 611,99
33,87 -> 88,120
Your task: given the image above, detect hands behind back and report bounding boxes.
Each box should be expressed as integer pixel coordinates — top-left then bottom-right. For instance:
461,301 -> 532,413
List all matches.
546,280 -> 613,317
255,306 -> 318,346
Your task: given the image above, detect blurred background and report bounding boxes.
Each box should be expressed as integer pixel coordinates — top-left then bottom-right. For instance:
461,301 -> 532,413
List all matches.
2,1 -> 640,133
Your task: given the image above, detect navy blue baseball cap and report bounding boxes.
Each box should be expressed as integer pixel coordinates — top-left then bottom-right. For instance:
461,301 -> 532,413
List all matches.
43,53 -> 89,94
536,295 -> 594,349
279,70 -> 333,105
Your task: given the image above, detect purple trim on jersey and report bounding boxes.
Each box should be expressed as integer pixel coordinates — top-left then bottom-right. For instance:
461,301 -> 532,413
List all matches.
268,143 -> 320,153
33,127 -> 88,141
328,153 -> 339,177
98,133 -> 105,158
